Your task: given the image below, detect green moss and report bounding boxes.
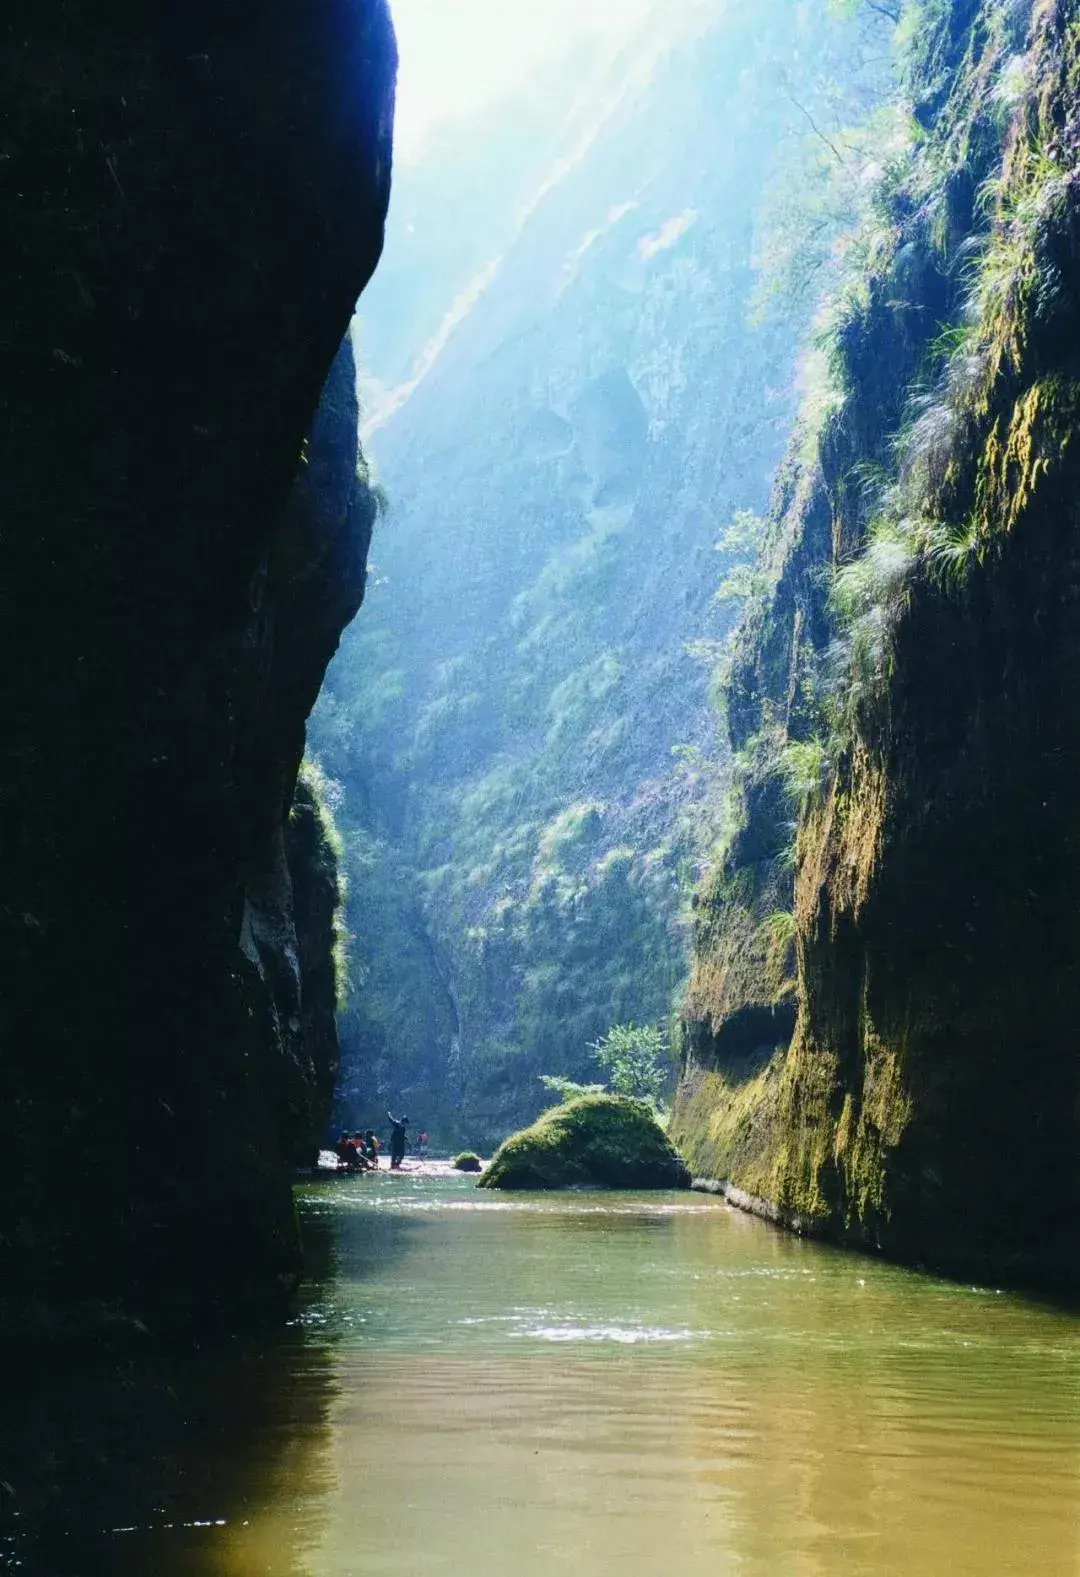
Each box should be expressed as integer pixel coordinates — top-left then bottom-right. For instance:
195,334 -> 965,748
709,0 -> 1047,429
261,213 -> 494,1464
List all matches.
670,1061 -> 784,1186
452,1151 -> 483,1172
479,1094 -> 690,1192
293,759 -> 349,1008
671,1020 -> 906,1238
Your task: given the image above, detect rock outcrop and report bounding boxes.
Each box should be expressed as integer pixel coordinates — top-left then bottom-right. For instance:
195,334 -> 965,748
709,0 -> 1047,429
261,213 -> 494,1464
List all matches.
452,1151 -> 484,1173
674,0 -> 1080,1289
480,1094 -> 691,1191
1,1 -> 396,1329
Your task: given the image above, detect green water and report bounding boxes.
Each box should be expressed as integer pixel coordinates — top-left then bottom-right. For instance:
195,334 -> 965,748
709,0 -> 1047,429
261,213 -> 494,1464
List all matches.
52,1169 -> 1080,1574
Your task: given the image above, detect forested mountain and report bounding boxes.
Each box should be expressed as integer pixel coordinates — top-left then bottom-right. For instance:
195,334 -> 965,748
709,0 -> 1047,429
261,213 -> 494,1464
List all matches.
311,0 -> 892,1146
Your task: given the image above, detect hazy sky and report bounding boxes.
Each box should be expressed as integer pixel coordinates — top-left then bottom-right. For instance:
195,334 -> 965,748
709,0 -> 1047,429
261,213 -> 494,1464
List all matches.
390,0 -> 659,159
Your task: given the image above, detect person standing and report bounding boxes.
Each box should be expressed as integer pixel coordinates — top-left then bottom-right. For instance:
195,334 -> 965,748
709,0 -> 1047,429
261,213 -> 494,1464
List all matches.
387,1111 -> 409,1169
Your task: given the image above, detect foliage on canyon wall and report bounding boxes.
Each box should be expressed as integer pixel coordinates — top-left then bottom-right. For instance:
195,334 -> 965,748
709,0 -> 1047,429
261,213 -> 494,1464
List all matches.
675,0 -> 1080,1287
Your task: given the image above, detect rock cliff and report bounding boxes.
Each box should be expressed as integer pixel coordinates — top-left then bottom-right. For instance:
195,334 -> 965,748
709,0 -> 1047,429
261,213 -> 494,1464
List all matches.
1,1 -> 395,1329
674,0 -> 1080,1288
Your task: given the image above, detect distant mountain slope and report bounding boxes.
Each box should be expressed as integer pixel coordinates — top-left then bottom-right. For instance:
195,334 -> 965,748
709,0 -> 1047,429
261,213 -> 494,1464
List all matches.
312,0 -> 892,1146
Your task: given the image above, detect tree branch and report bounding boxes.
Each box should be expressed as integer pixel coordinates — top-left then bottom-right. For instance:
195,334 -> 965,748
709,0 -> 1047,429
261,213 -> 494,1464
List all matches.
784,92 -> 849,166
865,0 -> 901,21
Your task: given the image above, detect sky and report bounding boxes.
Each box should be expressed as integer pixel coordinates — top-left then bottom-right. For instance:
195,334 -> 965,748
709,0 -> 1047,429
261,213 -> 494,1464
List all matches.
389,0 -> 660,160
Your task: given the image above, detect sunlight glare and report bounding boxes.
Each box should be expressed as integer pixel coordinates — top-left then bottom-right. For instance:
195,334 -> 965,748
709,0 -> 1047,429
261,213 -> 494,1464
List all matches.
390,0 -> 661,159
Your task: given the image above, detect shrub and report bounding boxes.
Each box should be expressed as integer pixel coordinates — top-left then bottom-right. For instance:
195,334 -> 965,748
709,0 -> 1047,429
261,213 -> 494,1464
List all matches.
589,1023 -> 671,1106
778,739 -> 829,806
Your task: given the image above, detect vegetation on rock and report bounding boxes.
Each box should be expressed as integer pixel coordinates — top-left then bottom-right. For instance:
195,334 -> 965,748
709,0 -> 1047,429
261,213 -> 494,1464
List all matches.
479,1095 -> 691,1192
286,760 -> 351,1162
538,1075 -> 608,1103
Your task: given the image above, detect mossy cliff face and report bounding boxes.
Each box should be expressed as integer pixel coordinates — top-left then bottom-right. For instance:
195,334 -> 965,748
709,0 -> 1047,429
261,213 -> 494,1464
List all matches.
0,3 -> 395,1328
675,0 -> 1080,1287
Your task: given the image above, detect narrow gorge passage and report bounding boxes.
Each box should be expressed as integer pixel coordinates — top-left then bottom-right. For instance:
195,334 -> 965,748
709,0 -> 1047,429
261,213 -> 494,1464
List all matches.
82,1171 -> 1080,1576
7,0 -> 1080,1569
309,0 -> 893,1151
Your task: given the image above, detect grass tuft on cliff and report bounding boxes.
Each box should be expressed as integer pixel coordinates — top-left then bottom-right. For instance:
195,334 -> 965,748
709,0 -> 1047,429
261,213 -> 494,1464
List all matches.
479,1094 -> 690,1192
293,759 -> 349,1009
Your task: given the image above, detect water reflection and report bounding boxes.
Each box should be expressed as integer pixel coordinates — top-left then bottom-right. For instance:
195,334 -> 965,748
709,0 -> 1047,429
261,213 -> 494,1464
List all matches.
0,1211 -> 345,1577
288,1171 -> 1080,1577
6,1170 -> 1080,1575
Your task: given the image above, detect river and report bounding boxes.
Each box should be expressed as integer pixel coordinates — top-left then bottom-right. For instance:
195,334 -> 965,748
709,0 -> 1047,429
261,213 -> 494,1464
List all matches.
18,1166 -> 1080,1574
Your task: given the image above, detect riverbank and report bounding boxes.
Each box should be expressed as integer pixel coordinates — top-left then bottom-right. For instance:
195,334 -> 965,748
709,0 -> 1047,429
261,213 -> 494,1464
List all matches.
692,1174 -> 1080,1300
692,1176 -> 828,1238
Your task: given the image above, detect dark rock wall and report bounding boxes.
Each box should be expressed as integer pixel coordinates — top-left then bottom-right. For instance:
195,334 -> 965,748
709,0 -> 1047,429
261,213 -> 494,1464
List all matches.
1,1 -> 395,1328
674,0 -> 1080,1288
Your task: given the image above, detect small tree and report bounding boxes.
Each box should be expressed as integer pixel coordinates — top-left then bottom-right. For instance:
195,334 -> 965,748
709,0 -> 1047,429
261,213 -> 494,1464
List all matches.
589,1023 -> 671,1106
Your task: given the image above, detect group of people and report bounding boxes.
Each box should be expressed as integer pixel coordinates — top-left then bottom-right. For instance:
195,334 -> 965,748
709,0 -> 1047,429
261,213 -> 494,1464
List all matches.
336,1112 -> 428,1173
335,1130 -> 381,1171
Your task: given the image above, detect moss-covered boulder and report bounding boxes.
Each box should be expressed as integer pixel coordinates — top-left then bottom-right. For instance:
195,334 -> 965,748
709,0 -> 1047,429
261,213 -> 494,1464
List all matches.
478,1095 -> 691,1191
453,1151 -> 483,1172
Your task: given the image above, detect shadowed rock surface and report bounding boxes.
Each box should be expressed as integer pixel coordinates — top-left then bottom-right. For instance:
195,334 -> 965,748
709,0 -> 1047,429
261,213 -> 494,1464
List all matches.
0,0 -> 396,1330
